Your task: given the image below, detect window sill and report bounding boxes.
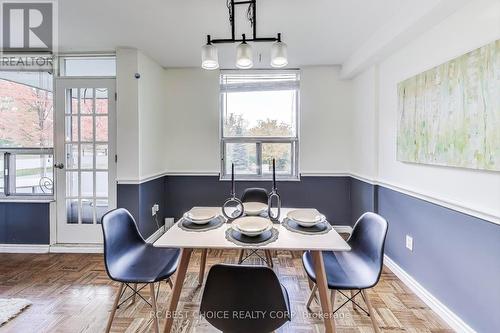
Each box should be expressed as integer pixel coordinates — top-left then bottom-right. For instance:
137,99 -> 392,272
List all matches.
219,176 -> 301,182
0,197 -> 55,203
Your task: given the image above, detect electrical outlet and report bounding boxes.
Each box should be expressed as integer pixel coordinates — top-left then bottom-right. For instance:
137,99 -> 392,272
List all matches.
406,235 -> 413,251
152,204 -> 160,216
154,204 -> 159,212
164,218 -> 174,230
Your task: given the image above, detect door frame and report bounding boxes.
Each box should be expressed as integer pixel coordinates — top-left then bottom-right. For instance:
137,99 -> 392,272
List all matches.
54,77 -> 116,244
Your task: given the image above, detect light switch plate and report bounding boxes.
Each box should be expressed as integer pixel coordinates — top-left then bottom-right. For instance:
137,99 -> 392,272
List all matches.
406,235 -> 413,251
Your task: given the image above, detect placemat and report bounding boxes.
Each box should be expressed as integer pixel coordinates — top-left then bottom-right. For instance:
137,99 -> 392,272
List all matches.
178,215 -> 225,232
282,217 -> 332,235
225,227 -> 279,247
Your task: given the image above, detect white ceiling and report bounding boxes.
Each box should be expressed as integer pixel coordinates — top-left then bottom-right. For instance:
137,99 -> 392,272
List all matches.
58,0 -> 412,69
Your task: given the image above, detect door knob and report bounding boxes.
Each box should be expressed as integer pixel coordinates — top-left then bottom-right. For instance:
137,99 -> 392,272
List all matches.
54,163 -> 64,169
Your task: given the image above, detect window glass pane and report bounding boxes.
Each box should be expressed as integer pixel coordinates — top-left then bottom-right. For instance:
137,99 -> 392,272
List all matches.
262,143 -> 292,175
65,116 -> 78,142
14,154 -> 53,194
80,116 -> 93,142
65,143 -> 78,169
63,57 -> 116,77
80,88 -> 93,114
81,199 -> 94,224
0,155 -> 4,193
81,172 -> 93,197
80,144 -> 93,169
96,199 -> 108,224
66,199 -> 79,224
95,116 -> 108,141
66,171 -> 78,197
96,171 -> 108,197
225,143 -> 257,175
95,144 -> 108,169
223,90 -> 296,137
0,72 -> 53,148
96,89 -> 108,114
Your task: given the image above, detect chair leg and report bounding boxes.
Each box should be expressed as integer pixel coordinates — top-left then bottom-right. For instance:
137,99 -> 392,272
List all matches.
331,289 -> 336,310
265,250 -> 274,268
131,283 -> 137,304
106,283 -> 124,333
350,290 -> 359,312
238,249 -> 245,264
361,290 -> 380,333
306,284 -> 318,310
167,278 -> 173,289
149,283 -> 160,333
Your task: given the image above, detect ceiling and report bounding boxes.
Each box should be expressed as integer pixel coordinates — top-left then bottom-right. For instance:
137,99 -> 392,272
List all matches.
58,0 -> 411,69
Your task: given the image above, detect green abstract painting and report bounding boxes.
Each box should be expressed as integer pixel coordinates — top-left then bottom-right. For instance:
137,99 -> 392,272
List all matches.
397,40 -> 500,171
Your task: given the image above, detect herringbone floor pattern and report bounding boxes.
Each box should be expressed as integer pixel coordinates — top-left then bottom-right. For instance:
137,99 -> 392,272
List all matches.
0,250 -> 452,332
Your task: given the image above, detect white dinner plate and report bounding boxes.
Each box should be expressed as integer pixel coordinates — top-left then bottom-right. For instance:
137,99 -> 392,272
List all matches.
185,208 -> 217,224
232,216 -> 272,237
242,202 -> 268,216
287,209 -> 324,224
291,216 -> 327,227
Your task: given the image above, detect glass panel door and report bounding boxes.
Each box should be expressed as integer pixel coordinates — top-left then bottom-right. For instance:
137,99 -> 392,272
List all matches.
55,78 -> 116,243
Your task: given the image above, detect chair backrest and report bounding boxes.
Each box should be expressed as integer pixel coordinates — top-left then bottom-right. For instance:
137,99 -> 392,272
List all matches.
200,264 -> 290,333
241,187 -> 268,203
101,208 -> 145,280
348,212 -> 388,286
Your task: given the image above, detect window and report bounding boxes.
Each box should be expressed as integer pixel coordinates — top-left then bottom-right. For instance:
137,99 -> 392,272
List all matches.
0,71 -> 54,196
220,71 -> 299,180
59,56 -> 116,77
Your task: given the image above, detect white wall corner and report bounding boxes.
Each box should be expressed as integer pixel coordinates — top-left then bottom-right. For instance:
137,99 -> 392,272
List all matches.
340,0 -> 472,79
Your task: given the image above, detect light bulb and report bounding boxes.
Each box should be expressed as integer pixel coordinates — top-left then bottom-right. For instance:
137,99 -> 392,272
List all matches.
201,43 -> 219,70
271,41 -> 288,68
236,42 -> 253,69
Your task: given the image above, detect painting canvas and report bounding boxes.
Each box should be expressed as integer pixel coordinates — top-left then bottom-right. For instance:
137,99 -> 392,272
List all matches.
397,40 -> 500,171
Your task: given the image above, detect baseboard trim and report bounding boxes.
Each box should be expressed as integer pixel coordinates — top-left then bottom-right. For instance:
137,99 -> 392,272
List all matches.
383,255 -> 476,333
0,244 -> 50,253
49,244 -> 103,253
145,226 -> 165,244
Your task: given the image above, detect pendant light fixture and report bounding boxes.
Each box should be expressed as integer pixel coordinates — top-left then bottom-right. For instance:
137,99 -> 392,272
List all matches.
270,33 -> 288,68
201,0 -> 288,70
201,35 -> 219,70
236,34 -> 253,69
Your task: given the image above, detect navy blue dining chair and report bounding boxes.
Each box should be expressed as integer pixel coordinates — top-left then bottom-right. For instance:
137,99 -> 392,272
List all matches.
200,264 -> 290,333
101,208 -> 180,333
302,212 -> 388,333
237,188 -> 275,267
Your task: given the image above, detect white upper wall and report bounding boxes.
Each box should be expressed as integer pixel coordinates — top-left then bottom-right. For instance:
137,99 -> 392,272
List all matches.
353,0 -> 500,221
162,66 -> 353,175
163,68 -> 220,173
350,66 -> 378,179
137,51 -> 168,179
116,48 -> 168,182
116,48 -> 140,181
300,67 -> 352,174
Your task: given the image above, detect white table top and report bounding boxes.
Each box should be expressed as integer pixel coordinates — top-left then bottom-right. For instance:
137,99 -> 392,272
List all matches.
154,207 -> 351,251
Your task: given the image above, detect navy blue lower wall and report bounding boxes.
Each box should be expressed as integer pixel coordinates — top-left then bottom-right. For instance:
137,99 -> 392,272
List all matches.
164,176 -> 352,225
350,178 -> 376,225
117,176 -> 166,239
0,202 -> 50,244
376,186 -> 500,332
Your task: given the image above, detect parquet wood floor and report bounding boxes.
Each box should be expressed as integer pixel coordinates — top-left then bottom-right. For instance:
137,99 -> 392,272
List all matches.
0,250 -> 453,333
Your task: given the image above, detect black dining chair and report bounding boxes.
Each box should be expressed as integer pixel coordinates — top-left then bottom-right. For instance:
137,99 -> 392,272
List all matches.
200,264 -> 291,333
101,208 -> 180,333
237,188 -> 275,267
302,212 -> 388,333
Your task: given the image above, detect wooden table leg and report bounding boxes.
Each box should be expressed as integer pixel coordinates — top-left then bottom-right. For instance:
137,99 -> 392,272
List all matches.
162,248 -> 193,333
198,249 -> 208,286
311,250 -> 335,333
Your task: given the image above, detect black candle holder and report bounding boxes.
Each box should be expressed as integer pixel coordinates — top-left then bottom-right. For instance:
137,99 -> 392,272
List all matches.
222,163 -> 244,220
267,159 -> 281,222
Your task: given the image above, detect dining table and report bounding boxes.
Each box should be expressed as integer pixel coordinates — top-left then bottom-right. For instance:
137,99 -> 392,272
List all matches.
153,207 -> 351,333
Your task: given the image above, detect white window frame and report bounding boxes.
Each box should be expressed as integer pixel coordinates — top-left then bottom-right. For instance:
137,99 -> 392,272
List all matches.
220,70 -> 300,181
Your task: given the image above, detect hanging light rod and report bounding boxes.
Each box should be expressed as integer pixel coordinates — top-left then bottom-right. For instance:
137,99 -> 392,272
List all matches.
207,0 -> 280,44
202,0 -> 288,69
